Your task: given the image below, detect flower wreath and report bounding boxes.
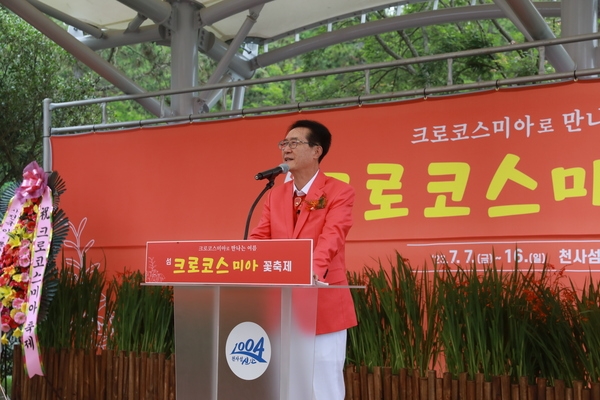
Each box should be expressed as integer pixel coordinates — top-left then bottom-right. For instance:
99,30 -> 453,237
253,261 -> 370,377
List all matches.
0,161 -> 68,377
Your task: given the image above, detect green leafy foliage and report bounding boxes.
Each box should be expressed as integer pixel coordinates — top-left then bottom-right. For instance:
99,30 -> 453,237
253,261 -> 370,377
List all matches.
347,253 -> 440,375
106,270 -> 174,355
348,254 -> 594,387
0,6 -> 100,187
245,1 -> 554,107
38,254 -> 108,350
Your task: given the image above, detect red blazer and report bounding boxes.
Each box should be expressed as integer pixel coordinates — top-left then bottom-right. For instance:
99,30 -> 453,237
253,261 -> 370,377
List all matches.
249,171 -> 357,334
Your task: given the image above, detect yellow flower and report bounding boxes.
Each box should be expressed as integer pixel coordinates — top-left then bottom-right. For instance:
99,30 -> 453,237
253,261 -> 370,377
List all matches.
0,286 -> 11,298
2,297 -> 13,308
1,334 -> 7,345
0,286 -> 14,303
12,274 -> 22,283
7,233 -> 21,248
13,327 -> 22,338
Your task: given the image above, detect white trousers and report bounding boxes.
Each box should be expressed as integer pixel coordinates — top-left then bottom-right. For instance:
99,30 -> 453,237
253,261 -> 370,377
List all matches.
312,329 -> 347,400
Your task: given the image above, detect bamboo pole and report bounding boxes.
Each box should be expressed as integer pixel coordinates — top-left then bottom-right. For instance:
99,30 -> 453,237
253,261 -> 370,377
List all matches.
368,373 -> 375,400
466,380 -> 475,400
374,366 -> 382,400
127,351 -> 138,400
420,376 -> 428,400
167,356 -> 175,400
538,378 -> 548,400
66,348 -> 73,399
406,370 -> 413,400
353,371 -> 361,400
528,384 -> 537,400
78,349 -> 85,398
40,349 -> 48,400
400,369 -> 408,400
491,376 -> 500,400
84,350 -> 93,400
574,381 -> 584,400
96,353 -> 103,400
149,353 -> 158,399
344,365 -> 354,400
483,381 -> 491,400
361,365 -> 368,400
512,384 -> 520,400
555,380 -> 566,400
158,352 -> 166,400
475,374 -> 484,400
501,375 -> 510,400
591,383 -> 600,400
442,372 -> 452,400
414,369 -> 421,400
520,377 -> 529,400
459,373 -> 467,400
115,351 -> 123,400
584,389 -> 591,400
106,350 -> 113,400
428,371 -> 436,400
140,352 -> 147,400
452,378 -> 458,400
383,367 -> 392,400
392,375 -> 400,400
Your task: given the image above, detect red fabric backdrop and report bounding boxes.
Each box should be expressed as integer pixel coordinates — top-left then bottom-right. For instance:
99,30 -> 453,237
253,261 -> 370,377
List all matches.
51,80 -> 600,282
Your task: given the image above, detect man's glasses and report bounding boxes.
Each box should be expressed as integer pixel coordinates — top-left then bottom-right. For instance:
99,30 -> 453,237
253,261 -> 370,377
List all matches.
278,140 -> 312,150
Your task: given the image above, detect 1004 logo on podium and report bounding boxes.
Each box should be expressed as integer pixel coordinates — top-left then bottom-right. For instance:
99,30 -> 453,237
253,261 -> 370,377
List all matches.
225,322 -> 272,380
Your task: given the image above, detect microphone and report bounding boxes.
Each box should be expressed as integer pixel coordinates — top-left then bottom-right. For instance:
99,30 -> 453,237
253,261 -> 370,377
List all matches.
255,163 -> 289,180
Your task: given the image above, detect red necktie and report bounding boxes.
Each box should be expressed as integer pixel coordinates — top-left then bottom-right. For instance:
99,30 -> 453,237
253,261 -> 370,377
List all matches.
293,193 -> 305,225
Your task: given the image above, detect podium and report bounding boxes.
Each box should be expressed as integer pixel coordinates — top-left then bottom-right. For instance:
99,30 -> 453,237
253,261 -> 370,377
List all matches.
145,239 -> 318,400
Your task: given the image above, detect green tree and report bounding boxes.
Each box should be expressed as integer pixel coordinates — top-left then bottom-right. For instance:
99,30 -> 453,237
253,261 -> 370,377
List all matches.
0,6 -> 100,187
245,1 -> 554,107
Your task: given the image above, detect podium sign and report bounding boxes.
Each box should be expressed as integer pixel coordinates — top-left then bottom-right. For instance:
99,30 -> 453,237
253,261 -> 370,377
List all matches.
145,239 -> 313,285
146,239 -> 318,400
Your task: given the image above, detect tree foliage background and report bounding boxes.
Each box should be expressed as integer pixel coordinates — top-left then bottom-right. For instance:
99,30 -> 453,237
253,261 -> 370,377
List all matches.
0,6 -> 100,187
0,0 -> 561,186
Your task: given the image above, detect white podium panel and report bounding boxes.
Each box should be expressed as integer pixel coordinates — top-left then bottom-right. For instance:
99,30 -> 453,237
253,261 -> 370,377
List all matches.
174,286 -> 317,400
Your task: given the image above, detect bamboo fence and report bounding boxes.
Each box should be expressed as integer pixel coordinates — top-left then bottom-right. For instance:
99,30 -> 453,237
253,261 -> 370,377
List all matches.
10,349 -> 600,400
343,366 -> 600,400
10,347 -> 175,400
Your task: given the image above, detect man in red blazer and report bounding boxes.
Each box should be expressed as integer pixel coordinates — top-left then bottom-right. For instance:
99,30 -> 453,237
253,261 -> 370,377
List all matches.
250,119 -> 357,400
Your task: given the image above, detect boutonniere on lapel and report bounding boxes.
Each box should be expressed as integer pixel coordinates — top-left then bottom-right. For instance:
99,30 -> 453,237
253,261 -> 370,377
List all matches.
305,195 -> 327,211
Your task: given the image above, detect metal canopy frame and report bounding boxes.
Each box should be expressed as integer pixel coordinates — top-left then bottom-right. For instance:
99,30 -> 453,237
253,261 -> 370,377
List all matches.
0,1 -> 598,126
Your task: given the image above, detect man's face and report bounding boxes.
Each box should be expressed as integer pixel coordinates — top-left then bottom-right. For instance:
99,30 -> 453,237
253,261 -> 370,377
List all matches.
281,127 -> 321,173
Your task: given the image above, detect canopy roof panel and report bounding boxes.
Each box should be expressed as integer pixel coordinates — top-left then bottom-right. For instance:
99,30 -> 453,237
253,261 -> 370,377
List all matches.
40,0 -> 137,30
40,0 -> 404,41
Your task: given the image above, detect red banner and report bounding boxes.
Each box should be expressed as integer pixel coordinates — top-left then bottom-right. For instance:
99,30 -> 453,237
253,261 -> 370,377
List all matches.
145,239 -> 313,285
51,80 -> 600,281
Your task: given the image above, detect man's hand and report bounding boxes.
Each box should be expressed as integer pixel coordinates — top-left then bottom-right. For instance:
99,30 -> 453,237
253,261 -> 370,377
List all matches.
313,274 -> 329,286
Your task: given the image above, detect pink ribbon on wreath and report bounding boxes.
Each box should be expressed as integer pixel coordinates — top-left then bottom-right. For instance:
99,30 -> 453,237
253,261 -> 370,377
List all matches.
0,198 -> 24,251
15,162 -> 48,202
22,187 -> 53,377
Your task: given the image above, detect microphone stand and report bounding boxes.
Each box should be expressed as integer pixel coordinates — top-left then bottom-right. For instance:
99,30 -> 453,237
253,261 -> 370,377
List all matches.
244,177 -> 276,239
